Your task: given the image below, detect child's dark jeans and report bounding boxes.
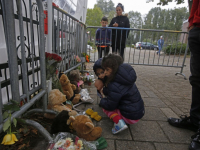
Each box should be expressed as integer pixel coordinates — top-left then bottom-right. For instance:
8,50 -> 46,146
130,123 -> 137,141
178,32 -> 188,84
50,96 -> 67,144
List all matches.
97,46 -> 110,59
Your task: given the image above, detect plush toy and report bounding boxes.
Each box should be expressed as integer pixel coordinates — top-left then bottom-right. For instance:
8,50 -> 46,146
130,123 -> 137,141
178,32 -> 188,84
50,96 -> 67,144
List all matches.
85,108 -> 102,121
47,89 -> 72,112
68,115 -> 102,141
44,89 -> 72,119
51,110 -> 77,134
68,69 -> 84,94
59,73 -> 81,105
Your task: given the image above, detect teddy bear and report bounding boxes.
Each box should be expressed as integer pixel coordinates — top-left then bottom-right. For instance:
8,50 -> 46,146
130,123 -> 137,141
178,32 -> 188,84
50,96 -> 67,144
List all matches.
44,89 -> 73,119
47,89 -> 72,111
51,110 -> 77,134
68,69 -> 84,94
68,115 -> 102,141
59,73 -> 81,105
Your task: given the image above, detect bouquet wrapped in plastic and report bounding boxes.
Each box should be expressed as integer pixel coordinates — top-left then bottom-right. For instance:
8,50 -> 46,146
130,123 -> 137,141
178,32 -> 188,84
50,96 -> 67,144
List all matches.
47,132 -> 97,150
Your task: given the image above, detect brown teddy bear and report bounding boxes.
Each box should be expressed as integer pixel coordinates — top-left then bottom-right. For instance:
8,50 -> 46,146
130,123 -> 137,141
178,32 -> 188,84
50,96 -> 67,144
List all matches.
68,115 -> 102,141
68,69 -> 84,94
59,73 -> 81,105
44,89 -> 72,119
47,89 -> 72,112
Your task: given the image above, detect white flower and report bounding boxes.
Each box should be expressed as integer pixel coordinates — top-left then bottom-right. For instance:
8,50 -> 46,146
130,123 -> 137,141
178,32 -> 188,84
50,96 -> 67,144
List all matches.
54,139 -> 66,148
67,145 -> 75,150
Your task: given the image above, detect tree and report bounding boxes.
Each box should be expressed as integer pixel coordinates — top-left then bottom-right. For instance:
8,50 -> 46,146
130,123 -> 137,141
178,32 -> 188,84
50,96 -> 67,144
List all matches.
146,0 -> 192,13
86,6 -> 104,41
126,11 -> 143,44
107,10 -> 115,24
142,7 -> 189,42
96,0 -> 115,16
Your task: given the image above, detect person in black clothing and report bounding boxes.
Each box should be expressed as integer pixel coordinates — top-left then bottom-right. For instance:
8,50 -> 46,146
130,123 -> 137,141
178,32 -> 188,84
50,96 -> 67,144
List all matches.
168,0 -> 200,149
109,3 -> 130,59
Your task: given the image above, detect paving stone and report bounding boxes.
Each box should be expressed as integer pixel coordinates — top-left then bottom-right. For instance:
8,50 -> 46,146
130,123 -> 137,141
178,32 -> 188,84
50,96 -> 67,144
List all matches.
170,98 -> 191,106
162,99 -> 174,106
143,97 -> 167,107
87,87 -> 97,94
154,143 -> 189,150
160,108 -> 179,118
145,91 -> 158,98
116,141 -> 155,150
130,120 -> 169,142
139,90 -> 148,98
176,104 -> 190,113
169,106 -> 183,116
97,119 -> 132,140
102,140 -> 115,150
142,107 -> 167,121
73,102 -> 86,112
89,94 -> 98,105
158,121 -> 195,144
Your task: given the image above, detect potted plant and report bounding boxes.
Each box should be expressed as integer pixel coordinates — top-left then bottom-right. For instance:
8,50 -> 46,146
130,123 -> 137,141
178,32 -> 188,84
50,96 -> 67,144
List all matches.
87,77 -> 93,86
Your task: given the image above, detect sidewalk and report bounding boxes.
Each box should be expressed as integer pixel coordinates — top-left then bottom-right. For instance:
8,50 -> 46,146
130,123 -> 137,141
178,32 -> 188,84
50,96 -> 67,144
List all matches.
80,57 -> 193,150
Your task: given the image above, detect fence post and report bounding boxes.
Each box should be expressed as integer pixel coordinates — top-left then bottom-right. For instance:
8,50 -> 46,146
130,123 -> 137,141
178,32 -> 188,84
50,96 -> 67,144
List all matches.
36,0 -> 47,111
3,0 -> 20,102
0,78 -> 3,124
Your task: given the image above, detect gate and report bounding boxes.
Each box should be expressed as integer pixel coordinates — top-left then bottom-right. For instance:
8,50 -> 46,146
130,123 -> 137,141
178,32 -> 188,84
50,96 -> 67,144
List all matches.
86,26 -> 189,79
0,0 -> 87,141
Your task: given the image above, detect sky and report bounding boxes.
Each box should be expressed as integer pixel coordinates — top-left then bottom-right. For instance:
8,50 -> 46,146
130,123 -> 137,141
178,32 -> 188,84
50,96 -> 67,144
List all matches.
87,0 -> 189,16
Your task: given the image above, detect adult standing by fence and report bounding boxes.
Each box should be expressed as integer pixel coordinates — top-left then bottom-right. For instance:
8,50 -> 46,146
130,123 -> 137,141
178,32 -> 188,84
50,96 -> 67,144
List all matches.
109,3 -> 130,59
157,36 -> 164,55
168,0 -> 200,150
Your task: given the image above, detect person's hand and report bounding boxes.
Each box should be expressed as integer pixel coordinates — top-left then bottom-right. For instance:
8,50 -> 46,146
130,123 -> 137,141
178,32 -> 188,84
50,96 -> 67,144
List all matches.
188,25 -> 194,31
113,22 -> 118,27
100,88 -> 103,95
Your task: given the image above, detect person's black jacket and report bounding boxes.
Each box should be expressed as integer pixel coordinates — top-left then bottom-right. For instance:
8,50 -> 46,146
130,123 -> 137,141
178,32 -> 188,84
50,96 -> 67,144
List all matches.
99,63 -> 145,120
109,15 -> 130,48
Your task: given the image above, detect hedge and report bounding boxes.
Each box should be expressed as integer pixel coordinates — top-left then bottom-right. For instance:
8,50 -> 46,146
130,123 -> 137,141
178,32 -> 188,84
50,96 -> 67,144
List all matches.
163,43 -> 190,55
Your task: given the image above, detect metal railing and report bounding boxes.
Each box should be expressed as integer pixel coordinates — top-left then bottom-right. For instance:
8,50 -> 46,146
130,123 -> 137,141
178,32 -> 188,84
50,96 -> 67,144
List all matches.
87,26 -> 189,79
0,0 -> 54,141
52,5 -> 87,74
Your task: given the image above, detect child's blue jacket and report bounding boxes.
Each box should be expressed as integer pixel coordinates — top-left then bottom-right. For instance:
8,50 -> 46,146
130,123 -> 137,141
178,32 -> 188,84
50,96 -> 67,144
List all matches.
99,63 -> 145,120
95,28 -> 111,46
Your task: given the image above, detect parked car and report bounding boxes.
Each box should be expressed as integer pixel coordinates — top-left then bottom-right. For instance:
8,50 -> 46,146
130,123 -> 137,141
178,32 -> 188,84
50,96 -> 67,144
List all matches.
137,42 -> 158,50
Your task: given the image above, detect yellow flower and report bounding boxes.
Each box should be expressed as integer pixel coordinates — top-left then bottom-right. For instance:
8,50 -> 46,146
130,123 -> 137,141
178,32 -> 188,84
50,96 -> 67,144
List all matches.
75,140 -> 83,150
1,134 -> 18,145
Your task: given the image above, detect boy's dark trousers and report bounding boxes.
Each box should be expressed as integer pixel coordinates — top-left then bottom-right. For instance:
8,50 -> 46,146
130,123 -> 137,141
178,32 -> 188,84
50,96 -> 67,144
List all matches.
97,46 -> 110,59
188,26 -> 200,127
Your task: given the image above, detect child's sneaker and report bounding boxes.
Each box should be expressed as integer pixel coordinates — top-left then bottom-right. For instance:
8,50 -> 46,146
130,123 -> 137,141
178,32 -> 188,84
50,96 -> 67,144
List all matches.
112,119 -> 128,134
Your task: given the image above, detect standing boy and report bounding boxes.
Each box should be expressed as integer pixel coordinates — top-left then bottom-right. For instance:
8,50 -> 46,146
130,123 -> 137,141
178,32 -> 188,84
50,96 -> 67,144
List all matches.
95,16 -> 111,59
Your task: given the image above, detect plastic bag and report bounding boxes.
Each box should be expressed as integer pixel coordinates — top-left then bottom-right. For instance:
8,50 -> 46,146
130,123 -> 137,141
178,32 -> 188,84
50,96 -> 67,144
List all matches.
47,132 -> 97,150
80,89 -> 94,103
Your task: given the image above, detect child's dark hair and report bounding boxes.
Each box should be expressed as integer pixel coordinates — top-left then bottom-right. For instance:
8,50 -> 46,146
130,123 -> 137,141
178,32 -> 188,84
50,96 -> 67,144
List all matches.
101,16 -> 108,22
101,54 -> 123,83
